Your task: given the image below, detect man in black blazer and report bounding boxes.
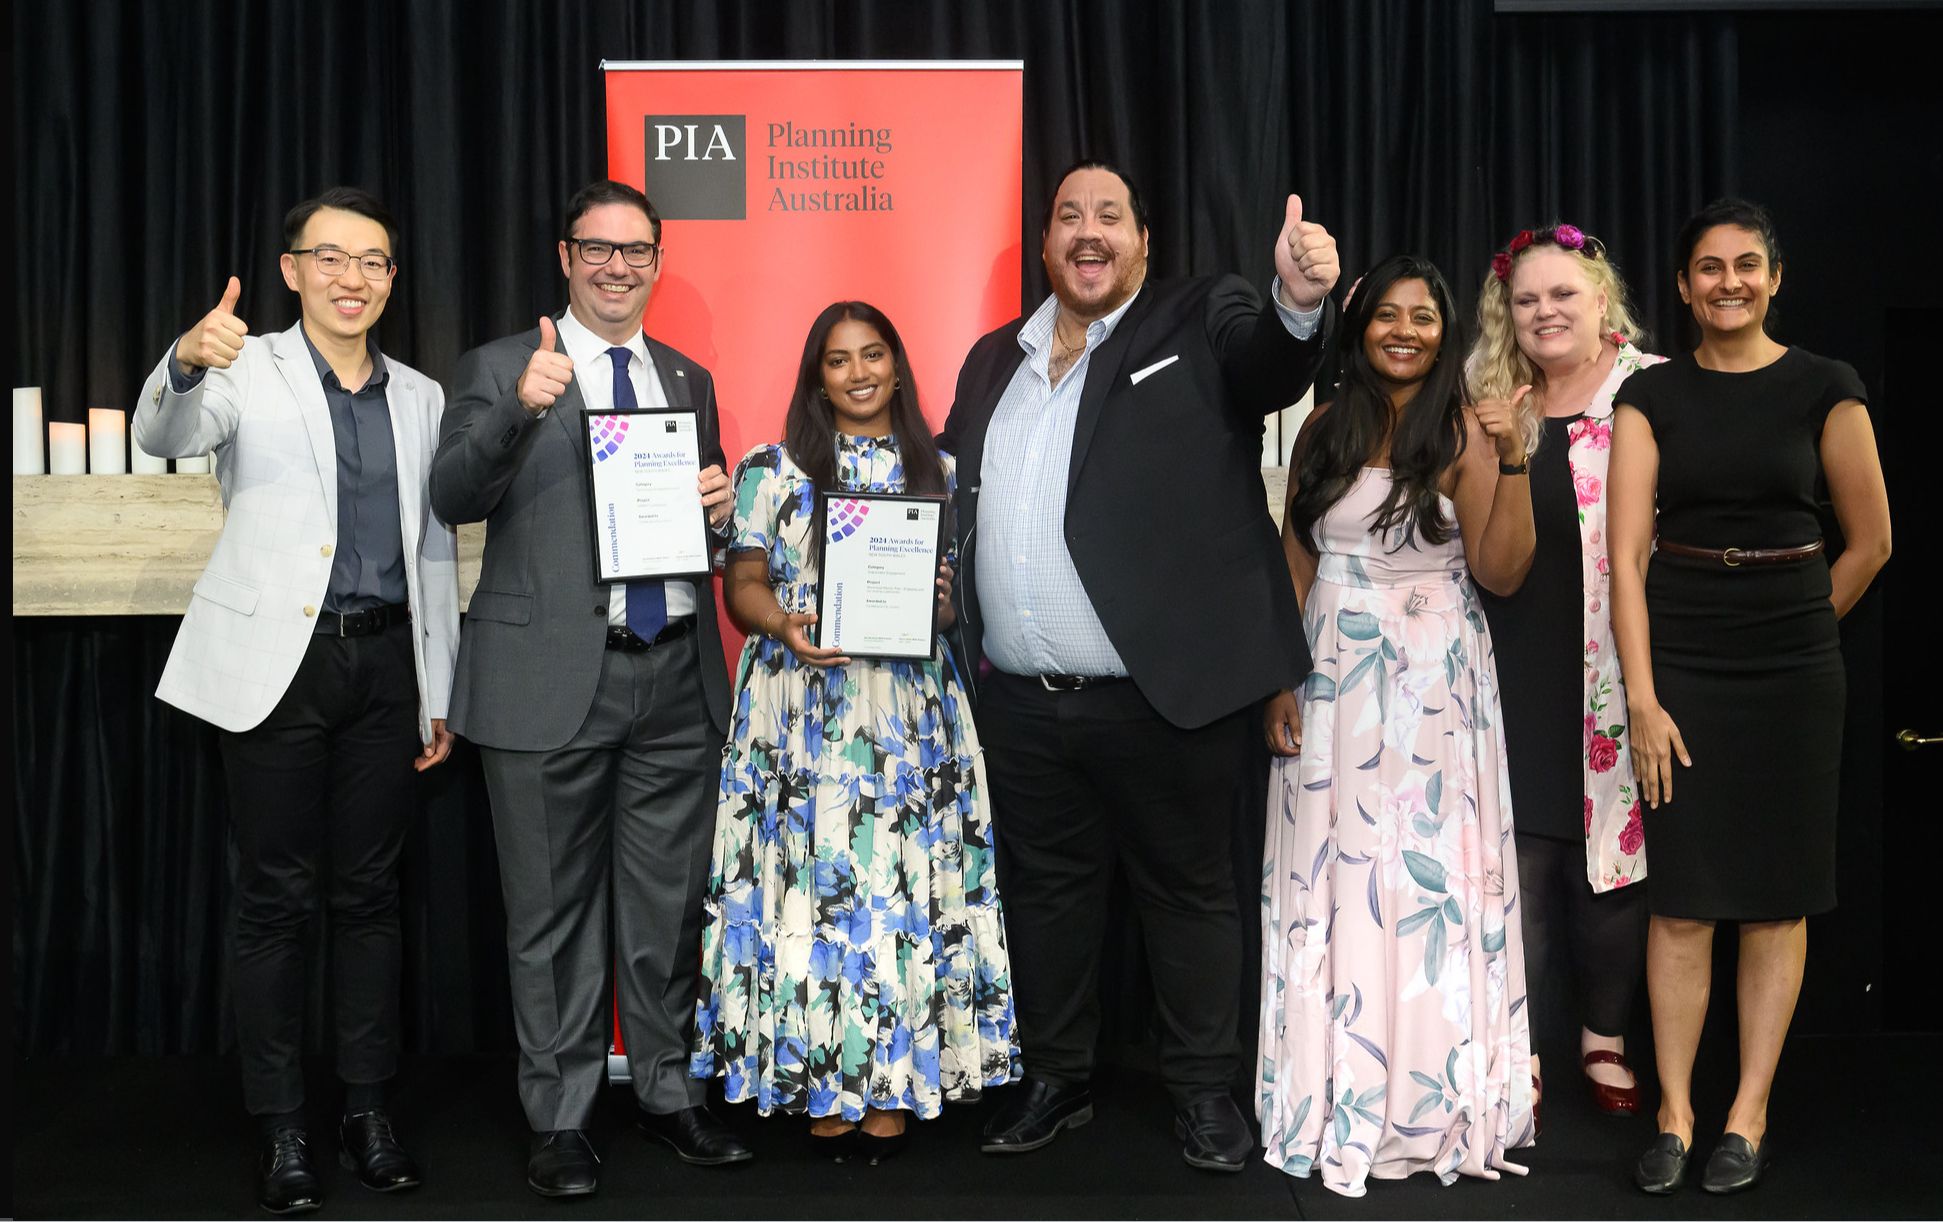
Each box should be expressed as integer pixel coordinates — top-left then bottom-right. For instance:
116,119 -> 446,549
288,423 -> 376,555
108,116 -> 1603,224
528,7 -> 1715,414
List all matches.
430,180 -> 750,1197
939,160 -> 1338,1172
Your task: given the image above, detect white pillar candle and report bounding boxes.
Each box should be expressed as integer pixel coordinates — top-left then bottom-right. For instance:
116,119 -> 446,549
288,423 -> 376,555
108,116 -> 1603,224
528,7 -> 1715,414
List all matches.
48,421 -> 87,474
13,387 -> 45,474
174,452 -> 211,474
131,431 -> 169,474
87,408 -> 128,475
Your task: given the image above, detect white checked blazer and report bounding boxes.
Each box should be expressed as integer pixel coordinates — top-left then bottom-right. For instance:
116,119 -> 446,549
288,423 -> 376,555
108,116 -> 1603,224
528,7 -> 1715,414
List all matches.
133,320 -> 459,740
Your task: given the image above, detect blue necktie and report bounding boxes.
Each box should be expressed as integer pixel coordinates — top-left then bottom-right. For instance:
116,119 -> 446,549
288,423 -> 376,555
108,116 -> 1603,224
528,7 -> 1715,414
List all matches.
610,346 -> 668,641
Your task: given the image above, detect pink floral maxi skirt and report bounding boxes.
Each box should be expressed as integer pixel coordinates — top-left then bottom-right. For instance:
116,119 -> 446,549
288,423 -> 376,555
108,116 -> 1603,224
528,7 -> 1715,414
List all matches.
1257,547 -> 1536,1196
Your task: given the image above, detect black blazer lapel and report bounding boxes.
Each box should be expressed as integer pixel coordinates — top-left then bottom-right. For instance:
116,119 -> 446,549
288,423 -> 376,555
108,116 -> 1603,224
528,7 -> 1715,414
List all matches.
1067,291 -> 1154,489
951,321 -> 1026,489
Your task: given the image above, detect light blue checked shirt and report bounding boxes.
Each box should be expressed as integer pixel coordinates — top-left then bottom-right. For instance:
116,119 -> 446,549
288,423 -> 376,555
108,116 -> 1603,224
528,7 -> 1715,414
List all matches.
977,279 -> 1321,677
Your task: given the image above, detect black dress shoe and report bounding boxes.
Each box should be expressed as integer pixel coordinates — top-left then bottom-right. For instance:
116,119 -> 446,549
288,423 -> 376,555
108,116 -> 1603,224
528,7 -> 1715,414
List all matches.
1701,1132 -> 1770,1194
1173,1094 -> 1254,1173
338,1109 -> 421,1192
980,1078 -> 1094,1154
527,1129 -> 599,1198
1634,1131 -> 1691,1195
257,1126 -> 323,1215
638,1105 -> 754,1166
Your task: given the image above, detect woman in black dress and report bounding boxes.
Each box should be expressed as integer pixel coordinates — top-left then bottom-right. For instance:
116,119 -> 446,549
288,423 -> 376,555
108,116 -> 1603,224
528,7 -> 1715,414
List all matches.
1608,200 -> 1891,1195
1472,224 -> 1661,1126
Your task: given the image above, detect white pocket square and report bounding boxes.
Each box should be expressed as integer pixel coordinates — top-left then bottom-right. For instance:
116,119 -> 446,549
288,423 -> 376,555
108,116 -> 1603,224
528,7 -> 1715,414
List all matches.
1130,355 -> 1180,385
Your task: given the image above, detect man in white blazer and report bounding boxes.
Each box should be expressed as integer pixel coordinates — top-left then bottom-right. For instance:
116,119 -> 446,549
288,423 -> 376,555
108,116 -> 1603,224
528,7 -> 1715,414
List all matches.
134,187 -> 458,1216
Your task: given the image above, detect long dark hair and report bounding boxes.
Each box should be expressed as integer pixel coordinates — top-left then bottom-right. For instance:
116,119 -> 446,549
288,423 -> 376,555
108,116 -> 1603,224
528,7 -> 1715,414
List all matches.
1287,254 -> 1469,551
783,301 -> 946,497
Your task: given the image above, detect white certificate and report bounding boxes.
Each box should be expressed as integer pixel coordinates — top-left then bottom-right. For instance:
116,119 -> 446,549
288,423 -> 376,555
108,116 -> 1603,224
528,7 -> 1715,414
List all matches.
816,492 -> 946,661
585,409 -> 711,581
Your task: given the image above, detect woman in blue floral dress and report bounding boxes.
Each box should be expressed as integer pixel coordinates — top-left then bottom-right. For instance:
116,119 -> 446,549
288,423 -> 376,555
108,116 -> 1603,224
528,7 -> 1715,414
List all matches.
690,301 -> 1021,1161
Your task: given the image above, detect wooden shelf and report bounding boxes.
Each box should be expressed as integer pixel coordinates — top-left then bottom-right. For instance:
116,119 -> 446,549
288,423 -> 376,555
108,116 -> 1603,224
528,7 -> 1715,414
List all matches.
12,475 -> 484,616
12,471 -> 1287,616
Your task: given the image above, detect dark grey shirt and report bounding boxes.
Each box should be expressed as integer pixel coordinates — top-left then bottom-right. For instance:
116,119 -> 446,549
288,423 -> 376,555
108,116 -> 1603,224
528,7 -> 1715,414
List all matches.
169,327 -> 407,616
300,327 -> 406,613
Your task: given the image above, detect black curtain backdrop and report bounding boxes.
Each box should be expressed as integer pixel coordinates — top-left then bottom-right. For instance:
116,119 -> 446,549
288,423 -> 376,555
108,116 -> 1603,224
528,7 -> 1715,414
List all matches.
13,0 -> 1937,1059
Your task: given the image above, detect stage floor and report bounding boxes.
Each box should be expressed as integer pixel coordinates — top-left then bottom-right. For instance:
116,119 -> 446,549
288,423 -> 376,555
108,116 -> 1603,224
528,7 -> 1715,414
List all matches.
14,1033 -> 1940,1219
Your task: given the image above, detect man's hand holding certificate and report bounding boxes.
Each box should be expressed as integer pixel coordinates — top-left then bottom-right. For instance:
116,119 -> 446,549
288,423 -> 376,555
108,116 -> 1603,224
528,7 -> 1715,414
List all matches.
586,408 -> 712,581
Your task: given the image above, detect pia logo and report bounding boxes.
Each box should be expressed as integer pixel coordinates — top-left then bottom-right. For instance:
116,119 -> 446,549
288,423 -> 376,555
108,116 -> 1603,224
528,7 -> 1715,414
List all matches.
644,114 -> 746,220
828,498 -> 870,543
590,415 -> 629,463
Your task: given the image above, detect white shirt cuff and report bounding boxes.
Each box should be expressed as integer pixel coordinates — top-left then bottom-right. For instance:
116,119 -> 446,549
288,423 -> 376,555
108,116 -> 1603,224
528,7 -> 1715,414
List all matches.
1269,277 -> 1323,340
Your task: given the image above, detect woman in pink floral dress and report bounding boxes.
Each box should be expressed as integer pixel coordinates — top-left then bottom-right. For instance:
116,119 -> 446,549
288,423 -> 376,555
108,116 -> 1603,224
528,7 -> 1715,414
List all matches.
1257,255 -> 1537,1197
1469,224 -> 1665,1122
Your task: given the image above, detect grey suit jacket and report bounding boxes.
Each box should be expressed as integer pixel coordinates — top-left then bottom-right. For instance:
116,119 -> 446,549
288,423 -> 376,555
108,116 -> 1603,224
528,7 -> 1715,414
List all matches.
430,320 -> 731,751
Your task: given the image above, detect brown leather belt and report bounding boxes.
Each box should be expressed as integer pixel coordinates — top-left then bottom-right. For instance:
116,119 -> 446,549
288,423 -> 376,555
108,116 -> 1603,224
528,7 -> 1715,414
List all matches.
1655,539 -> 1825,567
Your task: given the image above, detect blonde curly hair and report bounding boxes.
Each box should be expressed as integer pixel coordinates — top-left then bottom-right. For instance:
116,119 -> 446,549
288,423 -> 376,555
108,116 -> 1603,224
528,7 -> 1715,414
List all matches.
1468,227 -> 1642,458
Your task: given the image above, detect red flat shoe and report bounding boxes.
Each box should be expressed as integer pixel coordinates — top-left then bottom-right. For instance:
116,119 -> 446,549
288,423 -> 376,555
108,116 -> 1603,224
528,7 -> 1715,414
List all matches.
1583,1049 -> 1642,1116
1532,1068 -> 1544,1137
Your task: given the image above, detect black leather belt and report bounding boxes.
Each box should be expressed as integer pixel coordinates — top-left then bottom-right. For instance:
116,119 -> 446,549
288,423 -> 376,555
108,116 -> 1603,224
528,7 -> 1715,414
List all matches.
1038,673 -> 1128,691
316,602 -> 409,637
605,618 -> 696,652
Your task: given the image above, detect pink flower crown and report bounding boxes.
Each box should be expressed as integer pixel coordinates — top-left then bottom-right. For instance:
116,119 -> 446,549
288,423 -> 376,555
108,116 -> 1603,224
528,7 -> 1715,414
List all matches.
1491,223 -> 1606,283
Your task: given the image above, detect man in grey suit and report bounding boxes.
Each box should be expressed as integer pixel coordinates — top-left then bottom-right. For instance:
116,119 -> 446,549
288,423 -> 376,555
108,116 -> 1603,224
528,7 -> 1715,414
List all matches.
430,179 -> 749,1198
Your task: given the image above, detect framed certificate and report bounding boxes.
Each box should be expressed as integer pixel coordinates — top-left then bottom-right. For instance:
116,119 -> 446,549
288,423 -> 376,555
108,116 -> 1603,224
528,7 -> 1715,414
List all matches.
584,408 -> 712,582
815,491 -> 947,661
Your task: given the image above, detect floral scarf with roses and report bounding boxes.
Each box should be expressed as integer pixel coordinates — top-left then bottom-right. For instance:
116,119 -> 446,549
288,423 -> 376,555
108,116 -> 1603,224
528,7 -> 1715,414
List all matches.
1573,341 -> 1664,891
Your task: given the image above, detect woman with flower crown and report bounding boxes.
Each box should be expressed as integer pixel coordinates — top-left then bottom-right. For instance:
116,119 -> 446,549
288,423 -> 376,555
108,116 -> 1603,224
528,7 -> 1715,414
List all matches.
1467,224 -> 1665,1129
1257,254 -> 1536,1196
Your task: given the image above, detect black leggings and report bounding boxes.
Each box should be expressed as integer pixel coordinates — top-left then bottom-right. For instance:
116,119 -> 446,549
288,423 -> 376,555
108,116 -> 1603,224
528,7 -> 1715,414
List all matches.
1516,832 -> 1649,1042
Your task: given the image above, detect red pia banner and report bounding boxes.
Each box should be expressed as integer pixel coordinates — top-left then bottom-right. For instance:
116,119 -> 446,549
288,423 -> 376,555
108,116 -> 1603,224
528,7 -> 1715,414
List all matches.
600,60 -> 1022,1075
604,61 -> 1023,461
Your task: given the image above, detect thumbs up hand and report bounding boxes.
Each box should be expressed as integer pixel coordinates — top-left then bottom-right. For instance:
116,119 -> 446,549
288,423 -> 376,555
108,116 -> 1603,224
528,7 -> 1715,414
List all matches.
517,316 -> 575,414
1474,384 -> 1534,466
1273,195 -> 1340,312
175,276 -> 249,375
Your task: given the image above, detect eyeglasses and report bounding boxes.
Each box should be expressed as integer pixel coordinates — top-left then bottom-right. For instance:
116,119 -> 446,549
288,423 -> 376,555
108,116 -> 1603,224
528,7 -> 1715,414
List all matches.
567,238 -> 660,268
289,246 -> 396,277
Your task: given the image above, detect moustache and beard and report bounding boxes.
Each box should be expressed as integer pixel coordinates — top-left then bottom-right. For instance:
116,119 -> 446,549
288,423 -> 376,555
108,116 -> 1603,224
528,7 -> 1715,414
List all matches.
1048,235 -> 1146,319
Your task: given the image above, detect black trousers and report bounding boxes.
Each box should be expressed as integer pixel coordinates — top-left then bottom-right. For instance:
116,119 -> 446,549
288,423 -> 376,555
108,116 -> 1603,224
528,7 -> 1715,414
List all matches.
217,620 -> 420,1117
977,670 -> 1252,1105
1515,831 -> 1649,1043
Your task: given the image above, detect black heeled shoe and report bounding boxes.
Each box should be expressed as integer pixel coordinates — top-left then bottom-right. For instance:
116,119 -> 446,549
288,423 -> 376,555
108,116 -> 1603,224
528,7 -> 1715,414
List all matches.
856,1114 -> 910,1164
809,1123 -> 859,1162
